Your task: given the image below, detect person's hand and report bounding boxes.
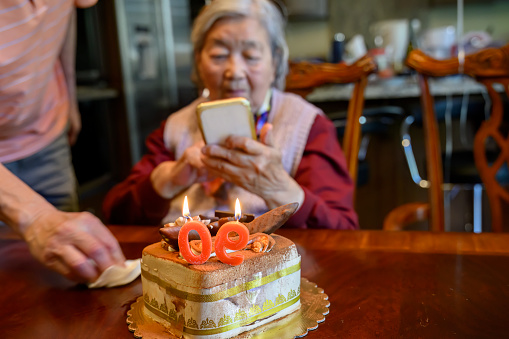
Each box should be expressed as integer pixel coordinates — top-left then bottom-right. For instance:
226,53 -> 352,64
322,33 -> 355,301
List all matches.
75,0 -> 99,9
200,124 -> 304,209
67,102 -> 81,146
22,209 -> 126,283
151,141 -> 213,199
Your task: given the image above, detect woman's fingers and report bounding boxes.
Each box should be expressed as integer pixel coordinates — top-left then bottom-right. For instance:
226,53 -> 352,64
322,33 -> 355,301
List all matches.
202,145 -> 250,168
259,123 -> 274,147
72,214 -> 126,272
92,225 -> 126,265
201,155 -> 239,178
42,243 -> 100,283
225,135 -> 265,155
202,136 -> 272,166
56,245 -> 100,283
184,143 -> 206,168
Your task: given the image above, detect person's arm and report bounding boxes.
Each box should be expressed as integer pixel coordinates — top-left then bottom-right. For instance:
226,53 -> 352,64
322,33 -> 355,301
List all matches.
0,164 -> 125,283
59,8 -> 80,145
285,114 -> 359,230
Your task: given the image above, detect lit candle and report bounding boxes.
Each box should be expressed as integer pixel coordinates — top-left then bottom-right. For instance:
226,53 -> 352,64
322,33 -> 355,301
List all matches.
234,198 -> 241,221
182,196 -> 192,221
214,199 -> 249,266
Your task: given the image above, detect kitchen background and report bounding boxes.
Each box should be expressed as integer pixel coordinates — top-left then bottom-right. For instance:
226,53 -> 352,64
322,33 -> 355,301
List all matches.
74,0 -> 509,229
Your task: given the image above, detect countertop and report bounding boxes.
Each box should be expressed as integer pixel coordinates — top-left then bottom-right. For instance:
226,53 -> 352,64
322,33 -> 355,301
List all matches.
306,74 -> 500,102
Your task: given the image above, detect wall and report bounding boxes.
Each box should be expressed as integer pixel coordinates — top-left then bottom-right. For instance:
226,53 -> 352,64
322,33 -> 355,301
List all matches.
285,0 -> 509,61
329,0 -> 429,49
285,0 -> 429,61
286,21 -> 330,60
427,1 -> 509,42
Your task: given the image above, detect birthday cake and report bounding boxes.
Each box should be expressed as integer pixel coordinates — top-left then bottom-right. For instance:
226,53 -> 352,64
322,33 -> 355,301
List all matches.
140,203 -> 301,338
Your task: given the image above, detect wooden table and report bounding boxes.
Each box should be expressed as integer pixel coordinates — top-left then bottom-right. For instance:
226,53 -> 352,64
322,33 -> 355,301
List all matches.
1,227 -> 509,338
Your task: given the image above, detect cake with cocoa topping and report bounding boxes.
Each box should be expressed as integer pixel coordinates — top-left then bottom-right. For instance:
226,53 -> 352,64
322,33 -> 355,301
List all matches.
140,203 -> 301,338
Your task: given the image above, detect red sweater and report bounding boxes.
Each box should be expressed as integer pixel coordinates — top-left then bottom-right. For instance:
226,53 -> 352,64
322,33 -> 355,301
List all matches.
103,114 -> 358,230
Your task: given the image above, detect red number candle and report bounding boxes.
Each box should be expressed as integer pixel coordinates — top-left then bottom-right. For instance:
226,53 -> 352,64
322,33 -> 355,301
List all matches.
214,222 -> 250,266
178,221 -> 212,265
214,199 -> 249,266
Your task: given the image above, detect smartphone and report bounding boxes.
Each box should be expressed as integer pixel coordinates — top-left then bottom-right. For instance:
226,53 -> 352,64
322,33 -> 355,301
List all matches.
196,97 -> 256,145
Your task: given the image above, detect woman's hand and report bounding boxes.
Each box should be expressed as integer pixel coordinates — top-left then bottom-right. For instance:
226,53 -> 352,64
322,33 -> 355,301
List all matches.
22,209 -> 126,283
200,124 -> 304,209
151,141 -> 213,199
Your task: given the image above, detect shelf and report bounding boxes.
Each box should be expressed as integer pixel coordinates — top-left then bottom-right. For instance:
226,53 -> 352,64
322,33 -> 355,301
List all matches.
77,86 -> 118,102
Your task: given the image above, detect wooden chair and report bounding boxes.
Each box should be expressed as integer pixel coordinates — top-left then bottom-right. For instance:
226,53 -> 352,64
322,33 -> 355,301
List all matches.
384,45 -> 509,232
285,56 -> 377,187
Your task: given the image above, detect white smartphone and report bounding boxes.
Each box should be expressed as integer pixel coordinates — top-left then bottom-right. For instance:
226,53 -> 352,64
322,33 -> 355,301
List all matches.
196,97 -> 256,145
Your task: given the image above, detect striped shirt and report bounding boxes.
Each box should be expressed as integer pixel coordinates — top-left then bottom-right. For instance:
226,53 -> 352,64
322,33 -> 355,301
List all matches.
0,0 -> 74,163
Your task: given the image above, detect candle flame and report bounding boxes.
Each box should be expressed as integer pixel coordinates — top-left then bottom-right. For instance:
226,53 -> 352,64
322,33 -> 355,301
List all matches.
183,196 -> 191,220
235,198 -> 241,221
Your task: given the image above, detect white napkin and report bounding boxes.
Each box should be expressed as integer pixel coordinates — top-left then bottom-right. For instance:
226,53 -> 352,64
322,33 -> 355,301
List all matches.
88,259 -> 141,289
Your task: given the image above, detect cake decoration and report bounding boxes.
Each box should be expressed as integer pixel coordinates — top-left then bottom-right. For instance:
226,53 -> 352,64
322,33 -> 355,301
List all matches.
159,200 -> 299,252
174,198 -> 269,266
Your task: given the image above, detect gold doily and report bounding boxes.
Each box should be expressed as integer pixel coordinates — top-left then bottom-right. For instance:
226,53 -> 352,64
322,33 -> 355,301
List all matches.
127,278 -> 329,338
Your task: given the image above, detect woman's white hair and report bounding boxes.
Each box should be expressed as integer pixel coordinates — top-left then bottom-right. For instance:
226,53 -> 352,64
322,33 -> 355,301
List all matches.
191,0 -> 289,90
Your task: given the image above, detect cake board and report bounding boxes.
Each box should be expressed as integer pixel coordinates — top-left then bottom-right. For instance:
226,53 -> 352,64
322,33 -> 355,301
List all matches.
127,278 -> 330,338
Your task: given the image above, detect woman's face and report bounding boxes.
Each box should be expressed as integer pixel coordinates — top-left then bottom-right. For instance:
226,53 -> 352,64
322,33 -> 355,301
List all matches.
197,17 -> 276,113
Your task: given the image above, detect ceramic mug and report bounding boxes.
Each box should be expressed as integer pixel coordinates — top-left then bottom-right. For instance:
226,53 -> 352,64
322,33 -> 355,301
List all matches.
369,19 -> 410,64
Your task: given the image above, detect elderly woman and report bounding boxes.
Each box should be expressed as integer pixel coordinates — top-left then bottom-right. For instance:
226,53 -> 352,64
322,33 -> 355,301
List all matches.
103,0 -> 358,230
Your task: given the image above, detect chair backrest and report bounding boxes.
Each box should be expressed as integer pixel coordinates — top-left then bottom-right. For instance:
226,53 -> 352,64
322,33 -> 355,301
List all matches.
285,56 -> 377,186
405,45 -> 509,232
